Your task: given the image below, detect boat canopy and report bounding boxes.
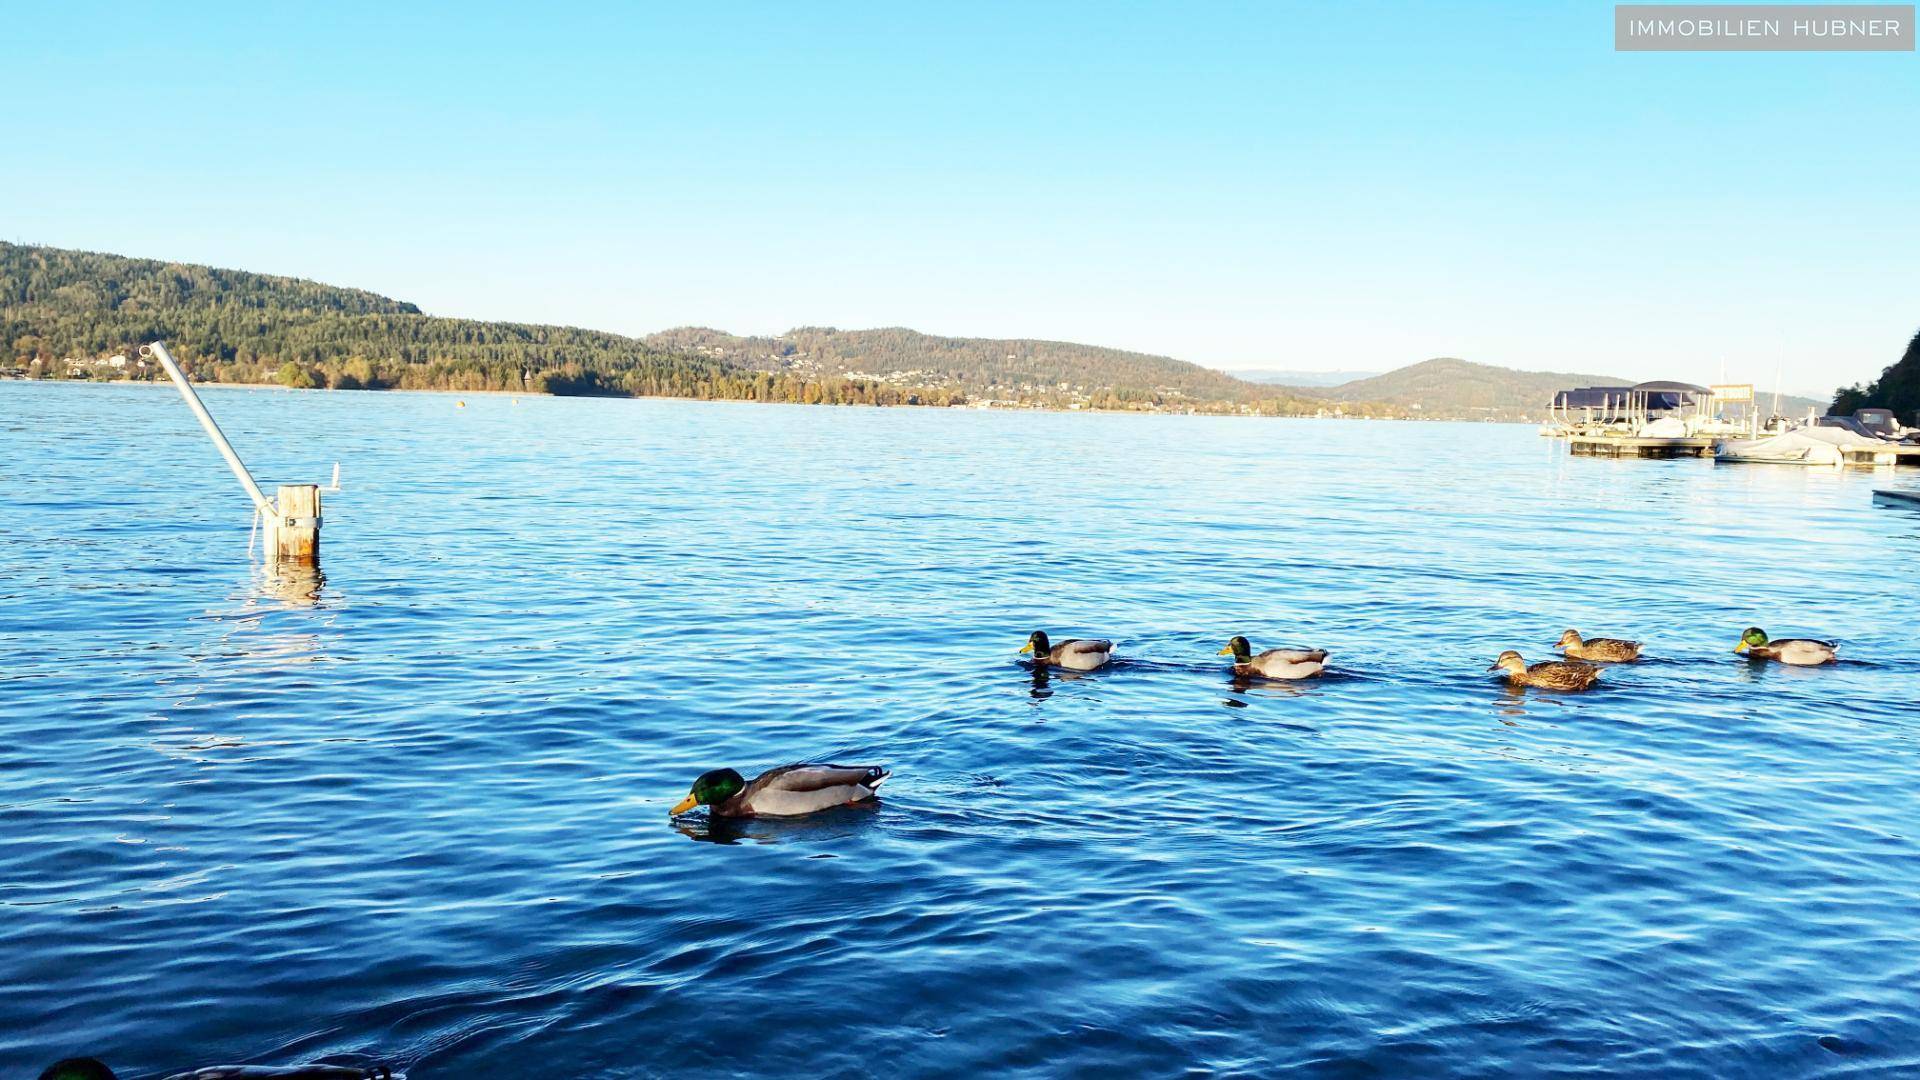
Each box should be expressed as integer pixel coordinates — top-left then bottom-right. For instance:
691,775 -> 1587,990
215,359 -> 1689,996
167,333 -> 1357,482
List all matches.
1552,381 -> 1711,412
1552,386 -> 1632,409
1631,380 -> 1710,394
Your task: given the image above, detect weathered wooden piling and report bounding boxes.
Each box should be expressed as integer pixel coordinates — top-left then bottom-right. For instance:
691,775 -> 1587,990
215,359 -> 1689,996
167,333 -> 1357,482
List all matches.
144,340 -> 337,572
274,483 -> 322,566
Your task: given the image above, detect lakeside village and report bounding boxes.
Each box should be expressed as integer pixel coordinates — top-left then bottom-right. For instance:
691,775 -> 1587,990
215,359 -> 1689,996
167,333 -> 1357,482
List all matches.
2,350 -> 1374,418
11,354 -> 1910,450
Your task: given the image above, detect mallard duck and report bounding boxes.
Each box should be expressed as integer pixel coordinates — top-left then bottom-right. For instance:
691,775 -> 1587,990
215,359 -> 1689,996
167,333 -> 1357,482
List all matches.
41,1058 -> 390,1080
668,763 -> 890,818
1555,629 -> 1641,662
1019,630 -> 1113,671
1218,635 -> 1327,680
1735,627 -> 1837,666
1489,650 -> 1601,690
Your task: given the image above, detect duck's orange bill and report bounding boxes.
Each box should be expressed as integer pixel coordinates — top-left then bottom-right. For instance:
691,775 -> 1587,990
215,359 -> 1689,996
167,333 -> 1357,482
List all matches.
669,795 -> 698,815
1018,643 -> 1034,654
1217,646 -> 1233,655
1733,639 -> 1748,653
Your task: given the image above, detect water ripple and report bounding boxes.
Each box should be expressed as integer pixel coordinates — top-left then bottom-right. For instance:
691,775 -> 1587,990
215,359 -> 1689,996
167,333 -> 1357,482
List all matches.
1,384 -> 1917,1077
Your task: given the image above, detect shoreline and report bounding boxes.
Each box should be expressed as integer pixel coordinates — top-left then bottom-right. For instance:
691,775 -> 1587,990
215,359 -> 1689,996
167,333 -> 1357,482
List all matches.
0,376 -> 1511,423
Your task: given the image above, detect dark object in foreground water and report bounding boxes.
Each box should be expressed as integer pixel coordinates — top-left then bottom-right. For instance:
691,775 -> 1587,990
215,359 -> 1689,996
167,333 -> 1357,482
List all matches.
40,1058 -> 392,1080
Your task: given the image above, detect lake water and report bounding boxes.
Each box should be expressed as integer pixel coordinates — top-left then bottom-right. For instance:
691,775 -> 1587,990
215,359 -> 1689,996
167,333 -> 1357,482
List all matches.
3,381 -> 1918,1078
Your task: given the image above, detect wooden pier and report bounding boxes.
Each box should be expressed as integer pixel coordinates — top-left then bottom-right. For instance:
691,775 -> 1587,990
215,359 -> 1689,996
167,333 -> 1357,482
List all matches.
1570,433 -> 1920,466
1842,444 -> 1920,467
1567,434 -> 1714,459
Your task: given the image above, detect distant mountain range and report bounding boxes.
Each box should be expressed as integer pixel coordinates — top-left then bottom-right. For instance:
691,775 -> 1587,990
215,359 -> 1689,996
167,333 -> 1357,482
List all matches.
1274,357 -> 1826,422
0,243 -> 1336,414
1229,368 -> 1382,387
638,326 -> 1352,414
0,241 -> 1840,421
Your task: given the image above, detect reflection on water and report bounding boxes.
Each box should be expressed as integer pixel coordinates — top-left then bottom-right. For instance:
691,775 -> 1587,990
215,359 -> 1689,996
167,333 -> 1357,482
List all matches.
671,803 -> 884,846
259,564 -> 327,607
3,383 -> 1918,1078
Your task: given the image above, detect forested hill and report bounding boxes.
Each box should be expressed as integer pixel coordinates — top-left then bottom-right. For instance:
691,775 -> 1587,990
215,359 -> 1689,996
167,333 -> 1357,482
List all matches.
1,243 -> 418,318
0,242 -> 1350,414
0,242 -> 800,399
640,326 -> 1347,413
1290,357 -> 1825,422
1833,327 -> 1920,422
1289,358 -> 1627,422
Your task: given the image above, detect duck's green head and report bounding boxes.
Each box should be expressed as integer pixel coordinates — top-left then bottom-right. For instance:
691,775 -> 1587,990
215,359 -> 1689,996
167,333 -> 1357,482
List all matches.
1735,627 -> 1768,654
670,768 -> 745,816
1020,631 -> 1051,656
40,1060 -> 116,1080
1218,635 -> 1253,662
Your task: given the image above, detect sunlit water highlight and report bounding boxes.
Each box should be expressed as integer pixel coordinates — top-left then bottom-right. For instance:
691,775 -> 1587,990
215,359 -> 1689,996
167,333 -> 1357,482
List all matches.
2,381 -> 1917,1077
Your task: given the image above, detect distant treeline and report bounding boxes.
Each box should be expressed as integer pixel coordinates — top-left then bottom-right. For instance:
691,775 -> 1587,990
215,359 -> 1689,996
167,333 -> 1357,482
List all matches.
0,241 -> 1357,416
1832,327 -> 1920,423
0,243 -> 960,405
642,325 -> 1374,415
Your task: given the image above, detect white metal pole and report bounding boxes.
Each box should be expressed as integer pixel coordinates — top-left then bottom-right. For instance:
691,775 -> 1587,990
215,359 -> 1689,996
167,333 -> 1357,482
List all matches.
142,342 -> 276,517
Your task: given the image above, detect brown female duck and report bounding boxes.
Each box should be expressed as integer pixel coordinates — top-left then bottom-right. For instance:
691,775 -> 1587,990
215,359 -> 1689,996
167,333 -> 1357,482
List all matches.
1490,650 -> 1601,690
1555,629 -> 1641,662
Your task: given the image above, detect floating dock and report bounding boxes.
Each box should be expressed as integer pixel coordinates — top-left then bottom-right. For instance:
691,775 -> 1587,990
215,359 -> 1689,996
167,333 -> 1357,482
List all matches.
1568,434 -> 1920,466
1847,444 -> 1920,467
1567,433 -> 1714,458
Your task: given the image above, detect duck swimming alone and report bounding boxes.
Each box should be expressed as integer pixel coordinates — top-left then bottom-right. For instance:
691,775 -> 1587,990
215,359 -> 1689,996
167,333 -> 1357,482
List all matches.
669,764 -> 890,818
1219,635 -> 1328,680
40,1058 -> 391,1080
1734,627 -> 1837,666
1019,631 -> 1114,671
1555,629 -> 1642,662
1489,650 -> 1601,691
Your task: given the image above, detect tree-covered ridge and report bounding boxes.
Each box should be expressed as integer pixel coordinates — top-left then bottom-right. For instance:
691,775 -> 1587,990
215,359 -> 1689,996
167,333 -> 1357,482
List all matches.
1292,357 -> 1631,422
1292,356 -> 1828,423
641,325 -> 1356,414
1,242 -> 417,317
0,242 -> 1341,414
0,243 -> 954,403
1832,327 -> 1920,423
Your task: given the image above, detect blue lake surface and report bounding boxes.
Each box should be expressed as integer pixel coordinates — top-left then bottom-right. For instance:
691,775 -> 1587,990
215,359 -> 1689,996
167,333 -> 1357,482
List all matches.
3,380 -> 1918,1078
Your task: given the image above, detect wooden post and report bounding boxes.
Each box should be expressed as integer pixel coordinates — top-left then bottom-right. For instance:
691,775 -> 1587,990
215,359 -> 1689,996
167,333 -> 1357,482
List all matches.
275,484 -> 321,566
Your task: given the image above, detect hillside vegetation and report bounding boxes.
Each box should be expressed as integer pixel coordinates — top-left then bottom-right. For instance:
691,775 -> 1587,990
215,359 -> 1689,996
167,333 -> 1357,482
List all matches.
1832,327 -> 1920,423
1285,358 -> 1627,422
0,243 -> 1349,414
642,326 -> 1347,414
0,242 -> 921,403
1291,357 -> 1826,422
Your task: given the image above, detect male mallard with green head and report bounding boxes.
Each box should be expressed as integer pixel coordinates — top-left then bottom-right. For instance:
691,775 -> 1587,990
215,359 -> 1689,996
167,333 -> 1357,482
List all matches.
1734,627 -> 1836,666
40,1058 -> 390,1080
669,764 -> 890,819
1218,635 -> 1327,680
1019,630 -> 1113,671
1555,629 -> 1641,662
1489,650 -> 1601,690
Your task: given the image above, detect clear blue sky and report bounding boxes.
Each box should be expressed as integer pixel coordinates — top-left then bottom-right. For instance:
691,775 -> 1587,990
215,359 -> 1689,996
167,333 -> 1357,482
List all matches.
7,1 -> 1915,393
